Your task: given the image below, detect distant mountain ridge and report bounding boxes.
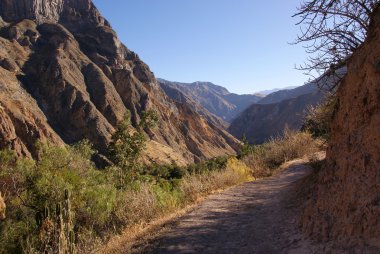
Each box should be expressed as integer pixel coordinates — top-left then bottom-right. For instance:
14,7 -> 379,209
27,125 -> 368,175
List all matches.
158,78 -> 325,145
255,86 -> 298,96
257,83 -> 317,104
158,79 -> 264,122
228,91 -> 324,143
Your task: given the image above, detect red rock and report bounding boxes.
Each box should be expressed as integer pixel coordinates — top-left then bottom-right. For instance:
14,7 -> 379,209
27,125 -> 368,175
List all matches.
0,0 -> 238,164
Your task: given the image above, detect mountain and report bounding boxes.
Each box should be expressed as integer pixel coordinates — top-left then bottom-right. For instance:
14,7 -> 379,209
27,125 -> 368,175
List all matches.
258,69 -> 346,105
228,91 -> 324,143
158,81 -> 228,129
255,86 -> 298,96
258,83 -> 317,104
228,68 -> 348,144
158,79 -> 264,122
0,0 -> 238,165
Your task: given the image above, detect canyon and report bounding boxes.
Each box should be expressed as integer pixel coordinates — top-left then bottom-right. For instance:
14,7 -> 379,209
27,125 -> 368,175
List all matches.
0,0 -> 238,165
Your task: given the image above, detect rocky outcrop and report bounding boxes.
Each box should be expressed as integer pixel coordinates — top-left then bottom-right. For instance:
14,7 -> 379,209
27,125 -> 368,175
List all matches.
301,8 -> 380,247
159,81 -> 228,129
159,79 -> 263,122
228,92 -> 324,143
0,192 -> 5,220
0,0 -> 107,25
0,0 -> 238,164
0,37 -> 64,157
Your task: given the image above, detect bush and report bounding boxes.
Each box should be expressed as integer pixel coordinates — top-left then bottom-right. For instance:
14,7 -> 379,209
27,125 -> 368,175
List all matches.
242,129 -> 323,178
0,142 -> 252,253
186,156 -> 228,175
108,110 -> 159,185
302,95 -> 337,140
0,128 -> 321,253
0,142 -> 117,254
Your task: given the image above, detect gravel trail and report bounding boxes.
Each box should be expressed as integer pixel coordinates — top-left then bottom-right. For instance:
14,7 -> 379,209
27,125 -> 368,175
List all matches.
133,159 -> 317,254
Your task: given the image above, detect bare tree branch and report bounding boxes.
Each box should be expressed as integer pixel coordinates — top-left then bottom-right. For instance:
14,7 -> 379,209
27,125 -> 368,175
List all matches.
293,0 -> 379,90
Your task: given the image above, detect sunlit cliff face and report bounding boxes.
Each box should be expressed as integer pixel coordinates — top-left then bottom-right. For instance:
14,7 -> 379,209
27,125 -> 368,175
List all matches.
0,0 -> 63,23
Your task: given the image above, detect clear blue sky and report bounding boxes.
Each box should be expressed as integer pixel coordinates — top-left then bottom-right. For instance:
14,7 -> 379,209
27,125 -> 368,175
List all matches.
92,0 -> 309,94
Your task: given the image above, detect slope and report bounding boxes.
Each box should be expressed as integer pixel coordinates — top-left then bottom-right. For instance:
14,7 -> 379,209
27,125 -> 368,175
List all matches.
228,92 -> 324,143
158,79 -> 263,122
258,82 -> 317,104
0,0 -> 238,164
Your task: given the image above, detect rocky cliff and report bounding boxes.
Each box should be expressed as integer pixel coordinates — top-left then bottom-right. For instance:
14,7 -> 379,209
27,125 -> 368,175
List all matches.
0,0 -> 238,164
228,91 -> 324,143
301,7 -> 380,248
158,79 -> 263,122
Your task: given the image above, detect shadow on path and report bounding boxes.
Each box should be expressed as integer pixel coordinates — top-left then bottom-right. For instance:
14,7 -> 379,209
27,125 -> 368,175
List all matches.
135,160 -> 313,254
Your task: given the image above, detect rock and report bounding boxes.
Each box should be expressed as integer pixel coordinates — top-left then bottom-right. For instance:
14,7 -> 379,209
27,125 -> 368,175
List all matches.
0,58 -> 19,72
8,26 -> 20,40
0,66 -> 64,157
0,0 -> 238,164
301,7 -> 380,246
0,192 -> 5,220
92,153 -> 113,169
18,36 -> 31,47
0,0 -> 64,23
0,15 -> 7,27
159,79 -> 263,122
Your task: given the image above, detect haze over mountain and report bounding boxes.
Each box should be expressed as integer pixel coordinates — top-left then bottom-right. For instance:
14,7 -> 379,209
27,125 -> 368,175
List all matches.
257,83 -> 317,104
159,78 -> 323,143
228,90 -> 324,143
158,79 -> 264,122
227,68 -> 350,144
0,0 -> 238,165
255,86 -> 298,96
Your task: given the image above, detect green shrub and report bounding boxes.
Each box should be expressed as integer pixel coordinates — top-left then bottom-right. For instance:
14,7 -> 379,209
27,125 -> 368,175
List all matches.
108,110 -> 159,186
186,156 -> 228,174
0,140 -> 248,253
237,134 -> 253,159
0,142 -> 117,253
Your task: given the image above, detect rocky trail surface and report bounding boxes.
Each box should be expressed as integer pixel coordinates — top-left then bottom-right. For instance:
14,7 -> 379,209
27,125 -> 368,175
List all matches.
125,159 -> 323,254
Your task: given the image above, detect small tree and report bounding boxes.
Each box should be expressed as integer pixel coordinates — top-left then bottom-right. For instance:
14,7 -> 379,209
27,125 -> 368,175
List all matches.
238,134 -> 252,159
293,0 -> 379,90
108,110 -> 159,184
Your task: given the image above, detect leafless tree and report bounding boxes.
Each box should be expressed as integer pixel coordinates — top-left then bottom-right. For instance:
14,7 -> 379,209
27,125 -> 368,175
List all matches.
293,0 -> 379,90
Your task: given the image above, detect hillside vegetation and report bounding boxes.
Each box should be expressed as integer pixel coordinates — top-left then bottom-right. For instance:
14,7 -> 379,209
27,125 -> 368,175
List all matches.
0,127 -> 322,253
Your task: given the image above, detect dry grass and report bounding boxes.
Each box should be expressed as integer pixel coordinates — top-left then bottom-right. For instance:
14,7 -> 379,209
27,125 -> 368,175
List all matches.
180,157 -> 252,203
99,157 -> 252,254
87,131 -> 323,253
243,129 -> 324,178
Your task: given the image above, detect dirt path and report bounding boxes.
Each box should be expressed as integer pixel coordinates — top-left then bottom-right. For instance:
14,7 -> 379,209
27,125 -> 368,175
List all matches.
130,159 -> 319,254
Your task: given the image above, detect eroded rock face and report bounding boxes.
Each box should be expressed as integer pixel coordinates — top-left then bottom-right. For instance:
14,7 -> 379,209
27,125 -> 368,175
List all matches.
0,0 -> 237,163
159,79 -> 263,122
228,92 -> 324,144
0,0 -> 64,23
0,193 -> 5,220
301,8 -> 380,246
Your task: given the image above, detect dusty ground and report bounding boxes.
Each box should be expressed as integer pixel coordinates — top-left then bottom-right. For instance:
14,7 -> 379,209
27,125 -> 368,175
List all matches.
123,159 -> 316,254
111,154 -> 377,254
